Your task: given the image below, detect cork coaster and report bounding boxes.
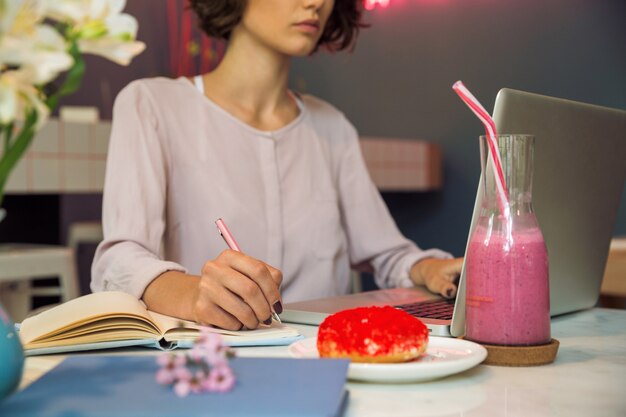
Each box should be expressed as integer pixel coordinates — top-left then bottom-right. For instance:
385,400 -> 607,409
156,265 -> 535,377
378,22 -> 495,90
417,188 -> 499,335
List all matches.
477,338 -> 560,367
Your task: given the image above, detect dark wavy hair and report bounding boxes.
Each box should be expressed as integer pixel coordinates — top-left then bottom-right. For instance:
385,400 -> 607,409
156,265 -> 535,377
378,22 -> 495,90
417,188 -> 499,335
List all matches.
188,0 -> 367,52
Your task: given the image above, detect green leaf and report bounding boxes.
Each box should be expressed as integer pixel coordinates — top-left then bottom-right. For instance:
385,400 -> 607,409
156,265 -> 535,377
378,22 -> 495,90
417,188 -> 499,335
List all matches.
46,40 -> 86,110
2,122 -> 14,153
0,110 -> 38,207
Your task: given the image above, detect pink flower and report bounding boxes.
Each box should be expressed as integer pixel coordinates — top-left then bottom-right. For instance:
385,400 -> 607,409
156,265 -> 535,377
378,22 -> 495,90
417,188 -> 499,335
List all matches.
155,326 -> 236,396
157,352 -> 186,368
198,328 -> 224,351
192,346 -> 226,367
204,364 -> 236,393
191,330 -> 231,367
156,353 -> 188,385
172,367 -> 199,398
155,368 -> 175,385
156,352 -> 173,367
188,345 -> 204,362
173,365 -> 192,381
174,379 -> 191,397
190,370 -> 206,394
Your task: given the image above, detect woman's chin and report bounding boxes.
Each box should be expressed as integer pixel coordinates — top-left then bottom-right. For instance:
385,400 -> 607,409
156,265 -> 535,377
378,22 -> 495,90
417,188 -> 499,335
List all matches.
280,40 -> 319,57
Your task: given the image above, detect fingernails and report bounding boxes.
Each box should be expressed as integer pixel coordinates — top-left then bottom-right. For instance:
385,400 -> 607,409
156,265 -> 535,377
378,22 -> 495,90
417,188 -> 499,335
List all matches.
263,317 -> 272,326
273,301 -> 283,314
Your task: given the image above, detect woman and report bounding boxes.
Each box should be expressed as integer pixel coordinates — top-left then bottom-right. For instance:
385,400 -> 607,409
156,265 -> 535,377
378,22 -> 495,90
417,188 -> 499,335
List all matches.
92,0 -> 463,330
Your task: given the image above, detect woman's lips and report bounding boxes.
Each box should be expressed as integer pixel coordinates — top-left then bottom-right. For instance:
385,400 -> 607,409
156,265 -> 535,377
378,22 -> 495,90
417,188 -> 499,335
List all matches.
294,20 -> 320,33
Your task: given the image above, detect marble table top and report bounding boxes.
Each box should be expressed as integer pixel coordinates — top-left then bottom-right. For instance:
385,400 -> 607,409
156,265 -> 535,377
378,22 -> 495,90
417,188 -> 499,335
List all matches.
18,307 -> 626,417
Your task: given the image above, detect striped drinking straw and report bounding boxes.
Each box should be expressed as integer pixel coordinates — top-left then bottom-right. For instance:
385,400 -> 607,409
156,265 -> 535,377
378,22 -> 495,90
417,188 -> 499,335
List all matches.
452,81 -> 510,218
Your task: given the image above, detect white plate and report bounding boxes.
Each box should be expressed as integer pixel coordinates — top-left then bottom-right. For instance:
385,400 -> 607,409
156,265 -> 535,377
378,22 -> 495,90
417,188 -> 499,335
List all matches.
288,336 -> 487,383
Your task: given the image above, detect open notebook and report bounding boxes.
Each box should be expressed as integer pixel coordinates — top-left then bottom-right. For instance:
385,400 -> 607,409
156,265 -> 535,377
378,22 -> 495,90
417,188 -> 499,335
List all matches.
19,291 -> 303,355
282,88 -> 626,337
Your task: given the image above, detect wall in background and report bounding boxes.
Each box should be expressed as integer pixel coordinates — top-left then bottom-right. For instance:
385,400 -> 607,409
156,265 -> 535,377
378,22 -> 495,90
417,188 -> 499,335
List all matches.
47,0 -> 626,260
290,0 -> 626,255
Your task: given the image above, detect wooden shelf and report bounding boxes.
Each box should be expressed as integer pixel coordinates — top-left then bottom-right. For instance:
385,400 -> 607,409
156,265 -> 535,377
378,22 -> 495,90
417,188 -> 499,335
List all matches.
359,137 -> 442,192
6,123 -> 443,194
601,237 -> 626,298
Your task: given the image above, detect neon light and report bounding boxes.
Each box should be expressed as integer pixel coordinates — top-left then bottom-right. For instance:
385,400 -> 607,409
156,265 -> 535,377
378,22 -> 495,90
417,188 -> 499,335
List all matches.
364,0 -> 391,11
364,0 -> 446,10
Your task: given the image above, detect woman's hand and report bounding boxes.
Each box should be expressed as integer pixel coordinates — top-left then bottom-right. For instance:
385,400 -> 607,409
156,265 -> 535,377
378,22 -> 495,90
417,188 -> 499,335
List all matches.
143,251 -> 283,331
192,250 -> 283,330
410,257 -> 464,298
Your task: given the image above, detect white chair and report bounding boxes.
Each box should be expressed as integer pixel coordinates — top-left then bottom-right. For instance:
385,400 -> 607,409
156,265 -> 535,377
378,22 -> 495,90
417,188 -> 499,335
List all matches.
67,221 -> 103,252
0,244 -> 79,322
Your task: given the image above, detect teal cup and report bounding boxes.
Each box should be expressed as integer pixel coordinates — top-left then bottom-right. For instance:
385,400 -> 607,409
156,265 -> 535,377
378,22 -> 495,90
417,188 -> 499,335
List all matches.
0,303 -> 24,401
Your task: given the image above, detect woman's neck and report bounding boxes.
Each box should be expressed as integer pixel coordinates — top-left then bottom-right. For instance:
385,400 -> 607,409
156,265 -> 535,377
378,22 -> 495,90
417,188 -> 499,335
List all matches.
200,35 -> 299,131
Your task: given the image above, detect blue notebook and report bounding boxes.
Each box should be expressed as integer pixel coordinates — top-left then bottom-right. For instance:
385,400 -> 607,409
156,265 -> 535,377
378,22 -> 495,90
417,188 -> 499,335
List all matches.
0,356 -> 350,417
19,292 -> 303,356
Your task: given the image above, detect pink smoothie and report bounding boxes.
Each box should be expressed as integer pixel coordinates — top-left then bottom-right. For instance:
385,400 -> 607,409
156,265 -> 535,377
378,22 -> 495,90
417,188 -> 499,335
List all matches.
465,225 -> 550,345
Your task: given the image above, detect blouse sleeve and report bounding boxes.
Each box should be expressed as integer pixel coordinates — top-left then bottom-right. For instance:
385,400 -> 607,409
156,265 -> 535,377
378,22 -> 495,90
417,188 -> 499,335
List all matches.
335,118 -> 452,289
91,81 -> 186,298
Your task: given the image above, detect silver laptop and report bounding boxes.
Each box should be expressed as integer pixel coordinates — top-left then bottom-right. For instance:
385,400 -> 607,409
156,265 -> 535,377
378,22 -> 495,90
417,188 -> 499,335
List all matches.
282,88 -> 626,337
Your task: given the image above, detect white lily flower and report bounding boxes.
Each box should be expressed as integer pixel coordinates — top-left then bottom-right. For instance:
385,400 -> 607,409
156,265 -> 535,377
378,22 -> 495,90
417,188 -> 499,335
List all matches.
0,0 -> 73,84
78,12 -> 145,65
0,69 -> 49,127
90,0 -> 125,22
1,0 -> 45,35
79,36 -> 145,66
0,24 -> 73,84
42,0 -> 145,66
42,1 -> 86,23
0,74 -> 18,124
43,0 -> 124,24
0,0 -> 144,204
1,0 -> 19,35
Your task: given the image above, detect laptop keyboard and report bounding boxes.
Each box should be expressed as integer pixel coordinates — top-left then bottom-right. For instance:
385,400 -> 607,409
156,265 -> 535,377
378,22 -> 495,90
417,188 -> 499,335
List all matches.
394,298 -> 455,320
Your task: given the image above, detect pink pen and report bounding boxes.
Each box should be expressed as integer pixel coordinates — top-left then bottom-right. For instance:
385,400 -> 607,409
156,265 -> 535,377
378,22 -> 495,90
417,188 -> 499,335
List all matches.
215,218 -> 282,323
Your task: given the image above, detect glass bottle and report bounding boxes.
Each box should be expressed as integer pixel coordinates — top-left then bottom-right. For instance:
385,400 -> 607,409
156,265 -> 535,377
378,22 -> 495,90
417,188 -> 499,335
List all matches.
465,134 -> 551,346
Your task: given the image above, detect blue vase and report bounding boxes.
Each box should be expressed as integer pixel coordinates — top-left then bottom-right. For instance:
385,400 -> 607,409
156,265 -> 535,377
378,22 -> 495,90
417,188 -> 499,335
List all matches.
0,302 -> 24,401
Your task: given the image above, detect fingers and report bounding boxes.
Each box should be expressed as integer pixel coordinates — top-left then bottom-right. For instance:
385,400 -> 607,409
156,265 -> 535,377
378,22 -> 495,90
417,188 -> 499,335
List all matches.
262,263 -> 284,313
264,263 -> 283,286
219,250 -> 283,314
193,274 -> 251,330
192,293 -> 245,331
430,276 -> 458,299
442,257 -> 465,275
194,250 -> 282,329
220,272 -> 273,326
422,257 -> 464,299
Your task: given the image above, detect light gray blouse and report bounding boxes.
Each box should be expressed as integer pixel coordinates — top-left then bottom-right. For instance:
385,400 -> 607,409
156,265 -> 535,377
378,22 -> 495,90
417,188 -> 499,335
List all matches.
91,77 -> 451,302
